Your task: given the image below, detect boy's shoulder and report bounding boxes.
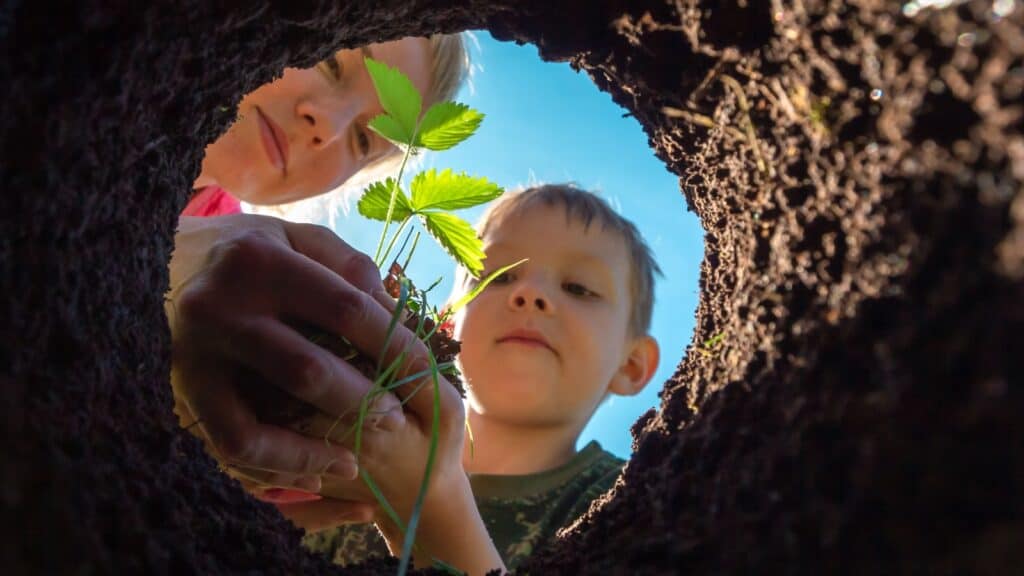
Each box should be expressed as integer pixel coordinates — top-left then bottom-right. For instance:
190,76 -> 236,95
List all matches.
471,442 -> 624,569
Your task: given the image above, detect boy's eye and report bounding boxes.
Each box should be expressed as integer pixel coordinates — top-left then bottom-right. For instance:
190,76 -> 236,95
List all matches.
564,282 -> 596,298
491,272 -> 511,284
320,55 -> 343,81
470,271 -> 511,290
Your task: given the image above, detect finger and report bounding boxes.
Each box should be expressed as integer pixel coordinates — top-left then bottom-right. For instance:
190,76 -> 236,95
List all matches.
290,399 -> 407,451
259,248 -> 446,421
276,498 -> 375,532
284,222 -> 384,295
227,465 -> 322,494
218,316 -> 401,421
372,288 -> 397,313
185,375 -> 360,479
255,230 -> 456,424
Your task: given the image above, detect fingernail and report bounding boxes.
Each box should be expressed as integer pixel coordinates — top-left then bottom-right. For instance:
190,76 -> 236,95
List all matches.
328,456 -> 359,480
380,406 -> 403,430
366,406 -> 403,432
256,488 -> 323,504
370,392 -> 401,414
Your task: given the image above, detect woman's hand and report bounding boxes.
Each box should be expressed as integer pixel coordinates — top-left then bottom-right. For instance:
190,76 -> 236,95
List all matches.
229,469 -> 376,533
168,214 -> 405,493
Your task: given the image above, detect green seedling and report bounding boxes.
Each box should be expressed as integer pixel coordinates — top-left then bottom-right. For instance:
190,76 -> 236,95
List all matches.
359,57 -> 496,276
317,56 -> 519,576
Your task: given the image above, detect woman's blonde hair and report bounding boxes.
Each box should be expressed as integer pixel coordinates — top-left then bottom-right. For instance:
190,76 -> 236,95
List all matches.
426,32 -> 471,106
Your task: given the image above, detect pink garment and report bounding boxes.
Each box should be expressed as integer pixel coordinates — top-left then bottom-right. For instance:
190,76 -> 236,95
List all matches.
255,487 -> 323,504
181,185 -> 242,217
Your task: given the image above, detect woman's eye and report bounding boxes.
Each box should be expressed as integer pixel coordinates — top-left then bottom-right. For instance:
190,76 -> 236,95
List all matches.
356,126 -> 371,156
321,56 -> 342,80
564,282 -> 595,297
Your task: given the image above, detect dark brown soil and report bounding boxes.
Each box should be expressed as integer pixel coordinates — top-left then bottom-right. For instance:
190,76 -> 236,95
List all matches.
2,1 -> 1021,575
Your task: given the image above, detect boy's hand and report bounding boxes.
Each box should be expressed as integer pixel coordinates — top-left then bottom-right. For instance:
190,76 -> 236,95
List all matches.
319,362 -> 467,521
168,214 -> 402,493
310,364 -> 505,574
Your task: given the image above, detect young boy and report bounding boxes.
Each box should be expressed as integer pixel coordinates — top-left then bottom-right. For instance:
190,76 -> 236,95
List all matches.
302,184 -> 661,571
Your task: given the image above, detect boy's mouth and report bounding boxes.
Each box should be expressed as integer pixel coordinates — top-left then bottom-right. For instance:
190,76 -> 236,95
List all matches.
497,329 -> 555,354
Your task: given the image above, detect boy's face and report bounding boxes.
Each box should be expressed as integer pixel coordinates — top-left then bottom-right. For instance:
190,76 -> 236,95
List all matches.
454,204 -> 639,431
199,37 -> 431,204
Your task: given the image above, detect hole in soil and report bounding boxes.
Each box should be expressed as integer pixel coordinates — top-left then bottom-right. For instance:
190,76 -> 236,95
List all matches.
171,21 -> 711,572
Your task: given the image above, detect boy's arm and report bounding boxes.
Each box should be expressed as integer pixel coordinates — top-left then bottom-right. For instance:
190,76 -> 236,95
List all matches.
376,473 -> 505,575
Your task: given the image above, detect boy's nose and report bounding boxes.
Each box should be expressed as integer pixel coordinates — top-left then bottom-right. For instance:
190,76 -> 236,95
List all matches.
512,295 -> 547,311
508,283 -> 553,314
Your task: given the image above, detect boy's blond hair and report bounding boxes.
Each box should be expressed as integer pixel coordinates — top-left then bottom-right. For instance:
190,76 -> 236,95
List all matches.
458,184 -> 662,336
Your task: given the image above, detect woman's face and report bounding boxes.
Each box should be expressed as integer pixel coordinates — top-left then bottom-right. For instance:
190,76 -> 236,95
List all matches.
197,37 -> 431,205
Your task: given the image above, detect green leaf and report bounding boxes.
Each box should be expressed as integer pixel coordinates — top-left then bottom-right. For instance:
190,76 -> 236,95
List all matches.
364,57 -> 422,140
415,102 -> 484,151
410,169 -> 503,212
360,469 -> 405,535
421,212 -> 486,276
357,179 -> 413,222
368,113 -> 412,146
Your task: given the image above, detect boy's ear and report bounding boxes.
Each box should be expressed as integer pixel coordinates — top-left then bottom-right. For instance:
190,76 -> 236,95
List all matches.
608,335 -> 660,397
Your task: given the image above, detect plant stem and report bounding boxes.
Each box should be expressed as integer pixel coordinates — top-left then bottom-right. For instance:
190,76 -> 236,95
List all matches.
379,215 -> 414,270
390,228 -> 416,271
397,350 -> 442,576
374,132 -> 419,268
400,231 -> 422,275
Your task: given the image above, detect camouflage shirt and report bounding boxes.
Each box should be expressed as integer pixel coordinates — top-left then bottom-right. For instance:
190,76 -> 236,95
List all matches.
303,441 -> 624,572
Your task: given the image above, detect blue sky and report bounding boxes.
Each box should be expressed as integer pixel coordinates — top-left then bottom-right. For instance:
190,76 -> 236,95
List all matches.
322,31 -> 704,458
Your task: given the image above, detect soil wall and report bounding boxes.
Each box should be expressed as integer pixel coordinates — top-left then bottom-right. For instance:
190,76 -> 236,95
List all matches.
2,0 -> 1021,574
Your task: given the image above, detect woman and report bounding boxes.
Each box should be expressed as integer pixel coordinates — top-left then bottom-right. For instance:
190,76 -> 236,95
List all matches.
169,33 -> 468,520
182,34 -> 467,215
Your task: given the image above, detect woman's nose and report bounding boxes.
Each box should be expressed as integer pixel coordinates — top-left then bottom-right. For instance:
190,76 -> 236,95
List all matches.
508,280 -> 554,314
295,97 -> 354,149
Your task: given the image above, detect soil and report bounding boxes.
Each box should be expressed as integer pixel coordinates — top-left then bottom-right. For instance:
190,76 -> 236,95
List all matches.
2,0 -> 1021,575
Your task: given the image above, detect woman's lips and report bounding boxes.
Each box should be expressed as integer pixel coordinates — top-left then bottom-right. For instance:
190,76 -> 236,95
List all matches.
255,106 -> 288,176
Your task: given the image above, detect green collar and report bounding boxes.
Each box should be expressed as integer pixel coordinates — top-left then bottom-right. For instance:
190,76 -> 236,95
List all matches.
468,441 -> 610,499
